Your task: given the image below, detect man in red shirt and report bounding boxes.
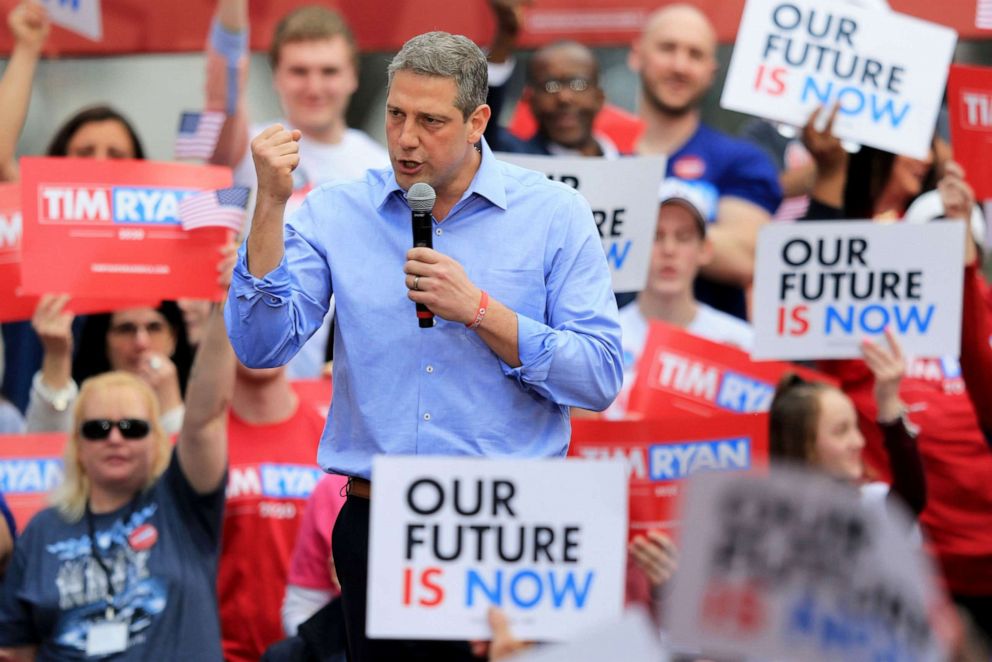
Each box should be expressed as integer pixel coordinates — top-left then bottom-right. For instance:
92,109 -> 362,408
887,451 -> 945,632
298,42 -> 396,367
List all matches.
216,353 -> 328,661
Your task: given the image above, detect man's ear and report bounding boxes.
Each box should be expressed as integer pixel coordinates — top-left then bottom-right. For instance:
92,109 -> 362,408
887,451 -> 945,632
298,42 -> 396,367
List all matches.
468,104 -> 492,143
698,236 -> 714,268
627,40 -> 642,73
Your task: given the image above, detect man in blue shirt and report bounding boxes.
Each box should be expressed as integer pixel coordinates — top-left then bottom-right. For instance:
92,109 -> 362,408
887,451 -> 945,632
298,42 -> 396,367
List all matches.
226,30 -> 622,660
628,3 -> 782,320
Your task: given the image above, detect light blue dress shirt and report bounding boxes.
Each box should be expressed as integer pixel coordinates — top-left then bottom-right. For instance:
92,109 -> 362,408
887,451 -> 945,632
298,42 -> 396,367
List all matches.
226,140 -> 623,478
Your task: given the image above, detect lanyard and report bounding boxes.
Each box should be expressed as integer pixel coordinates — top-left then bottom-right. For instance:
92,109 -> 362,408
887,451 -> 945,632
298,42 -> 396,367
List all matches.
85,494 -> 140,620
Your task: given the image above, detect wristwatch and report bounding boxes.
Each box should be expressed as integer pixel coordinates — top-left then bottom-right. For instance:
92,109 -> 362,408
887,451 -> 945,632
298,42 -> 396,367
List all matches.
31,371 -> 78,413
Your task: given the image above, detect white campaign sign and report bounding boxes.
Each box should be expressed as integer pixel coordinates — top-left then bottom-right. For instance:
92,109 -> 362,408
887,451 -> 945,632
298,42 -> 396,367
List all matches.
721,0 -> 956,159
367,456 -> 628,641
497,153 -> 665,292
511,608 -> 669,662
751,220 -> 965,360
40,0 -> 102,41
666,468 -> 947,662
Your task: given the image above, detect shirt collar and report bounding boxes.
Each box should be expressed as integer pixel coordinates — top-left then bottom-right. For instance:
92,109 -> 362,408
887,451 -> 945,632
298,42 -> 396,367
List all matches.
374,137 -> 508,212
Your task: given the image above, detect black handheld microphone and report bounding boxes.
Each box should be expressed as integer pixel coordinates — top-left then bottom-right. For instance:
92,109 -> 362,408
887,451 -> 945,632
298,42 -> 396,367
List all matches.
407,182 -> 437,328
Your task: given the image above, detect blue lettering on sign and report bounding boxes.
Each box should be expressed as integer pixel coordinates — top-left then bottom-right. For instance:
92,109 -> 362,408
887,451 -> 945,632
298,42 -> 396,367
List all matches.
800,77 -> 911,129
787,592 -> 914,661
605,240 -> 632,269
648,438 -> 750,481
716,371 -> 774,412
259,464 -> 324,498
824,304 -> 935,335
111,187 -> 192,225
465,569 -> 594,609
0,459 -> 64,493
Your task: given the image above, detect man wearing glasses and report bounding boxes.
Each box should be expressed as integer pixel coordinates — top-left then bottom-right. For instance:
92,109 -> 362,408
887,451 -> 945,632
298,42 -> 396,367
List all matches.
484,1 -> 616,158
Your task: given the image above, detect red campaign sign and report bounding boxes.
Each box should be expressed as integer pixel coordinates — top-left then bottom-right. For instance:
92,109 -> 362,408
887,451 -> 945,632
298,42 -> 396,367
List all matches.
0,433 -> 65,531
569,414 -> 769,540
0,184 -> 156,322
0,184 -> 35,323
0,0 -> 982,56
628,321 -> 833,419
19,158 -> 233,303
948,64 -> 992,201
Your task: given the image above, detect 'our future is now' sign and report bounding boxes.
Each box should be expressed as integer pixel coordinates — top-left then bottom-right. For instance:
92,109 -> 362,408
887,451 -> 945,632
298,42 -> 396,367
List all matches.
751,221 -> 965,360
721,0 -> 956,159
367,456 -> 627,640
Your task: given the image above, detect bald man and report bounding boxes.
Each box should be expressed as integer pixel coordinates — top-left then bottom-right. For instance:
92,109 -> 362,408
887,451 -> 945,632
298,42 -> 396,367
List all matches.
629,3 -> 781,320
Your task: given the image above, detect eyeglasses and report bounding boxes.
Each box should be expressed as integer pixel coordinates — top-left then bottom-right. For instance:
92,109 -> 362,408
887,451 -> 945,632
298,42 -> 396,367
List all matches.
537,77 -> 592,95
108,321 -> 169,337
80,418 -> 151,441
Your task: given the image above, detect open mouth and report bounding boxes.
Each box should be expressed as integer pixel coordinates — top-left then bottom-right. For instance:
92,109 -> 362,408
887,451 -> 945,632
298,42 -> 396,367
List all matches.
397,160 -> 424,175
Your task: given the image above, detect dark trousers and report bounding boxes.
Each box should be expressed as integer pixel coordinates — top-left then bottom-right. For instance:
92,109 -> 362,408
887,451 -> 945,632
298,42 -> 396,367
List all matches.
331,495 -> 479,662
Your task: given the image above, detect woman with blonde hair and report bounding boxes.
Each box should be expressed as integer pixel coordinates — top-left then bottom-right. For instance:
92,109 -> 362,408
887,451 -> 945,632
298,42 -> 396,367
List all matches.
0,305 -> 232,661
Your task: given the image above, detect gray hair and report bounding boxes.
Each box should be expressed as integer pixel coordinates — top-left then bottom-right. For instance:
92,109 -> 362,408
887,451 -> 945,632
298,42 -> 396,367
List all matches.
387,32 -> 488,120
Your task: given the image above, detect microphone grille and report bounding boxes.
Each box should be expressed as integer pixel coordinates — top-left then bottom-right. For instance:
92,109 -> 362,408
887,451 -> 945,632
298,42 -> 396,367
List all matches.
406,182 -> 436,212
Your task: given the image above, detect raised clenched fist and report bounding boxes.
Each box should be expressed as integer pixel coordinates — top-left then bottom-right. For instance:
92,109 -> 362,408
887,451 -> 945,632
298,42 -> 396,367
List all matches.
250,124 -> 302,206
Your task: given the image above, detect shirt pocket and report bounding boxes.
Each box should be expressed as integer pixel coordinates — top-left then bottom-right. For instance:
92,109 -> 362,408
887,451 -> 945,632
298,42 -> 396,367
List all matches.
479,268 -> 546,322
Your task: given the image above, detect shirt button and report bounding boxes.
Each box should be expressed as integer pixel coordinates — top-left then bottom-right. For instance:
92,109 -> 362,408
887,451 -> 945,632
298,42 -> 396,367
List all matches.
426,365 -> 434,374
435,228 -> 443,236
423,412 -> 432,421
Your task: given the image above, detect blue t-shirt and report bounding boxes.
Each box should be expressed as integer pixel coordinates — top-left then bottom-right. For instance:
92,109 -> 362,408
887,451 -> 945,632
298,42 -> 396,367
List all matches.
665,123 -> 782,320
0,450 -> 225,661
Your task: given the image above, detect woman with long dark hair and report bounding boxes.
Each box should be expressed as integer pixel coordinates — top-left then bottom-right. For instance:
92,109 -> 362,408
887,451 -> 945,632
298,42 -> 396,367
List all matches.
801,105 -> 992,639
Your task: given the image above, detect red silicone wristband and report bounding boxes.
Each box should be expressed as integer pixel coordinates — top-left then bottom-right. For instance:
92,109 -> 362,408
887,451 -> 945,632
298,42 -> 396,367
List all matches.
466,290 -> 489,330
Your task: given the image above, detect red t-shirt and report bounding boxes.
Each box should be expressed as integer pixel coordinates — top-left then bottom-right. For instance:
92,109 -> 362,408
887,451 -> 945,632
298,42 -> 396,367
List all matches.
822,267 -> 992,596
218,402 -> 327,662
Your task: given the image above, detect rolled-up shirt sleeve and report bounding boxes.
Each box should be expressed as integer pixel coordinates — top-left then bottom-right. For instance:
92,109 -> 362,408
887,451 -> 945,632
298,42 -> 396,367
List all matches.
225,197 -> 333,368
500,191 -> 624,412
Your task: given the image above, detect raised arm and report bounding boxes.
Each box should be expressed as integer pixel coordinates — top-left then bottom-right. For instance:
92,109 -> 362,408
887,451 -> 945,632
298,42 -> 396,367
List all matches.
205,0 -> 250,167
245,126 -> 300,276
861,329 -> 926,516
25,294 -> 76,433
176,247 -> 238,494
0,1 -> 49,181
941,160 -> 992,442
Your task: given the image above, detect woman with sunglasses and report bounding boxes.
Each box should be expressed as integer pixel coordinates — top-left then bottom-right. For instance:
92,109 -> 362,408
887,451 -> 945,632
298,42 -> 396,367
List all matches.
0,302 -> 232,661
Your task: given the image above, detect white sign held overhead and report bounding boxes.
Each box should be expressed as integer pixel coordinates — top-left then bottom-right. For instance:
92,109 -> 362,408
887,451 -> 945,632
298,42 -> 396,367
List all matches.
367,456 -> 628,641
497,153 -> 666,293
666,468 -> 948,662
751,220 -> 965,360
721,0 -> 956,159
40,0 -> 102,41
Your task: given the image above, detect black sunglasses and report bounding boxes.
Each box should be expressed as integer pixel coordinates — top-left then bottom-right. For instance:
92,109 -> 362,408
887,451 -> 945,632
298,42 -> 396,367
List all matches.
80,418 -> 151,441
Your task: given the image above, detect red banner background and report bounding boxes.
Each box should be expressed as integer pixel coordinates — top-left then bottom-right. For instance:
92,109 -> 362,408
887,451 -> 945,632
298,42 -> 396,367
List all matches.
0,0 -> 984,56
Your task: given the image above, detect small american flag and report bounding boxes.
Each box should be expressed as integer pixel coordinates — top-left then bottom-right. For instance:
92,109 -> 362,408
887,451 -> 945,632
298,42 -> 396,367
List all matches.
174,111 -> 225,161
179,187 -> 250,233
979,0 -> 992,29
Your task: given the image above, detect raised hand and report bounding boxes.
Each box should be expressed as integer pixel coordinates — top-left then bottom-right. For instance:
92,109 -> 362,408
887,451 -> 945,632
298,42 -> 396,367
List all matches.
8,1 -> 49,54
629,529 -> 679,589
250,124 -> 302,206
801,104 -> 846,176
861,327 -> 906,424
32,294 -> 73,358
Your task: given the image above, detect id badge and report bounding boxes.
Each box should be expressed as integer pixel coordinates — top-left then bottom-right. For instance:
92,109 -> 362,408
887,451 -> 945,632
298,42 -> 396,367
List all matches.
85,619 -> 128,657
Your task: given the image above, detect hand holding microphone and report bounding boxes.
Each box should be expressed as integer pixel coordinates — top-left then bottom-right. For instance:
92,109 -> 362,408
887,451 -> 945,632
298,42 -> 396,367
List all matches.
407,183 -> 436,328
404,183 -> 485,329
